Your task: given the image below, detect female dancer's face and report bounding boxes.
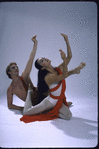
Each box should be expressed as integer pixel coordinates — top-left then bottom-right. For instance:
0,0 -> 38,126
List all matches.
37,57 -> 51,68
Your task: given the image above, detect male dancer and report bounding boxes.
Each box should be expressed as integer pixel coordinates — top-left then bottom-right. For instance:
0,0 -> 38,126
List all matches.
6,35 -> 38,110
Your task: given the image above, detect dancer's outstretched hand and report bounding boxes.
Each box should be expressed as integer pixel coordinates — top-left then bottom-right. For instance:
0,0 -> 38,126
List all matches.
31,35 -> 37,43
60,33 -> 68,41
59,49 -> 66,60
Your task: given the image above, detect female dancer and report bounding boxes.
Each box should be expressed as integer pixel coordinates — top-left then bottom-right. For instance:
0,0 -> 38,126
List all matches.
20,33 -> 86,123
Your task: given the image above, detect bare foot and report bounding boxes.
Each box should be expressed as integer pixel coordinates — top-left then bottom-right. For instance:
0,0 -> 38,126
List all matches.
67,102 -> 72,107
31,35 -> 37,42
75,62 -> 86,74
60,33 -> 68,40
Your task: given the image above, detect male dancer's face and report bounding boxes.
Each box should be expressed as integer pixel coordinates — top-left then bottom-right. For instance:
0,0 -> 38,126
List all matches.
9,64 -> 19,77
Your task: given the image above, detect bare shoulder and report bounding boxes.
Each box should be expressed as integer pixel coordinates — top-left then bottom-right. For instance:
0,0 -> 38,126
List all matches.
44,71 -> 64,87
7,83 -> 13,94
21,72 -> 29,83
44,73 -> 55,87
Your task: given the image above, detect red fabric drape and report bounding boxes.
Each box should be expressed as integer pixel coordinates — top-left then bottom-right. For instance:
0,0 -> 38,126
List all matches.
20,67 -> 68,123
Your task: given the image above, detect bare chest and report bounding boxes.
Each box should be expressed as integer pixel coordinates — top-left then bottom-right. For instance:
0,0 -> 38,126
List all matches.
12,81 -> 27,101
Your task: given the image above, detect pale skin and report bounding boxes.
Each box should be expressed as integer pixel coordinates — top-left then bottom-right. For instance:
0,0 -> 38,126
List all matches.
23,33 -> 86,116
7,35 -> 38,110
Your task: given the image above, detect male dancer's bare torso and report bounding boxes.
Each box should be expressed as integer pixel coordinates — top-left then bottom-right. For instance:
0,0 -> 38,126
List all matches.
9,76 -> 28,101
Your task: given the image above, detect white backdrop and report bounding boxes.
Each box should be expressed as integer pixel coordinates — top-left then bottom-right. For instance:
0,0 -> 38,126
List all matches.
0,2 -> 98,148
0,2 -> 97,100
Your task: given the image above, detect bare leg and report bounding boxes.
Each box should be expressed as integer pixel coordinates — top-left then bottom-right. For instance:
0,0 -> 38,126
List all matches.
23,90 -> 72,118
23,89 -> 54,115
23,90 -> 33,115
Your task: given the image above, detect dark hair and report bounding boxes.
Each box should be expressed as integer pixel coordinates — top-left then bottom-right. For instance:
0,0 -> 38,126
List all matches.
35,59 -> 49,93
37,69 -> 49,93
6,62 -> 17,79
35,58 -> 43,70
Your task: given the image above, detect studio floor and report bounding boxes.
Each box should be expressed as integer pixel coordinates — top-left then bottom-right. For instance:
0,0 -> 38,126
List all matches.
0,94 -> 98,148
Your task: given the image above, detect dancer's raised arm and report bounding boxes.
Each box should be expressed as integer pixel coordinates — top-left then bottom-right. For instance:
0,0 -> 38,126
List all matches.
45,49 -> 68,86
61,33 -> 72,63
58,33 -> 72,72
22,35 -> 37,79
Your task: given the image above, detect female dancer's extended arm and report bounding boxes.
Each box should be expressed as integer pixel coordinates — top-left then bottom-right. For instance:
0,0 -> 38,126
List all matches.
58,34 -> 85,78
61,33 -> 72,65
58,34 -> 72,71
67,62 -> 86,77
